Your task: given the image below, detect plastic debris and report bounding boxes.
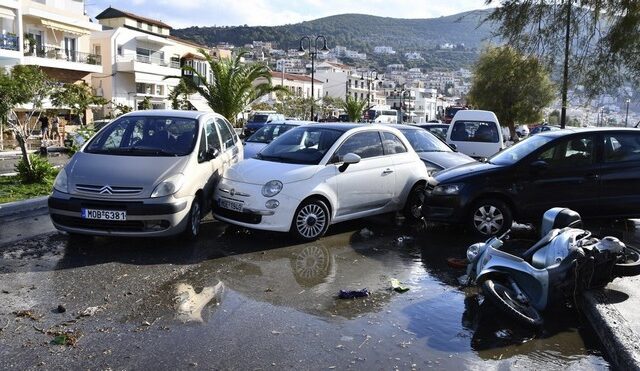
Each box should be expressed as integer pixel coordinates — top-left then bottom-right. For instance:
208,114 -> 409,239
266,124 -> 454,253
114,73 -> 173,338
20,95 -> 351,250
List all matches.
79,306 -> 102,317
390,279 -> 410,293
447,257 -> 468,269
338,288 -> 370,299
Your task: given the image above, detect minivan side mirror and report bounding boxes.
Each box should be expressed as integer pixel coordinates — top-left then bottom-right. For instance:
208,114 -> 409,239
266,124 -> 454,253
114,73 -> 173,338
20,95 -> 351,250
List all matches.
530,160 -> 549,172
339,153 -> 361,173
206,147 -> 220,161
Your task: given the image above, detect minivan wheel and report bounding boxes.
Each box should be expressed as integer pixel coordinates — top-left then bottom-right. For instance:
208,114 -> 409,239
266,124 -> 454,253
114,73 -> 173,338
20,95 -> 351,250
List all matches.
403,183 -> 426,222
183,197 -> 202,240
470,198 -> 512,236
291,199 -> 330,241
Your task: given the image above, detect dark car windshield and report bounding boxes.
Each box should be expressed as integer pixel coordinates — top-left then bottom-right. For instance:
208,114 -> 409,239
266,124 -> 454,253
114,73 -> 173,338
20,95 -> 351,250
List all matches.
257,127 -> 343,165
246,124 -> 295,144
400,129 -> 451,153
248,114 -> 269,123
85,116 -> 198,156
490,135 -> 555,165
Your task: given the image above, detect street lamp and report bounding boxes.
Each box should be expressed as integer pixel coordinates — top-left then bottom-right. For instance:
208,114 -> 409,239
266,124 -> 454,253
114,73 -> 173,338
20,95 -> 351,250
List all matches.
625,98 -> 631,127
360,70 -> 378,108
299,35 -> 329,121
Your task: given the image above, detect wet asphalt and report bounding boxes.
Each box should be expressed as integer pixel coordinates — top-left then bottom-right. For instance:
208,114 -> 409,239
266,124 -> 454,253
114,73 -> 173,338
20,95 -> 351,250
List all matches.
0,213 -> 610,370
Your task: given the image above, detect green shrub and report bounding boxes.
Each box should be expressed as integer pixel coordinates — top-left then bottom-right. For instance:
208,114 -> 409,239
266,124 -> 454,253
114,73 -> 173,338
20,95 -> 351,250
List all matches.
14,154 -> 57,184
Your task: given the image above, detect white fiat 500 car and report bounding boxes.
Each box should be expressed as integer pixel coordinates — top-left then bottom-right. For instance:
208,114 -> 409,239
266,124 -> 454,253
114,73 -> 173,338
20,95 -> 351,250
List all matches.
213,123 -> 431,241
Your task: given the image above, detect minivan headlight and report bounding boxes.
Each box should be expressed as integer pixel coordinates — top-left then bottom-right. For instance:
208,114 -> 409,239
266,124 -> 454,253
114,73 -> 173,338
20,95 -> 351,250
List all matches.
151,174 -> 185,198
53,169 -> 68,193
262,180 -> 283,197
433,184 -> 463,195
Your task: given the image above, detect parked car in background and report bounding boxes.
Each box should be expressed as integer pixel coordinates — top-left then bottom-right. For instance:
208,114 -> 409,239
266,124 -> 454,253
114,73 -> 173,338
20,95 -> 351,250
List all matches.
389,124 -> 476,175
516,124 -> 530,138
213,123 -> 431,241
446,110 -> 504,159
530,124 -> 561,135
415,123 -> 449,141
444,105 -> 468,124
243,120 -> 313,159
49,110 -> 243,240
422,127 -> 640,236
243,111 -> 285,138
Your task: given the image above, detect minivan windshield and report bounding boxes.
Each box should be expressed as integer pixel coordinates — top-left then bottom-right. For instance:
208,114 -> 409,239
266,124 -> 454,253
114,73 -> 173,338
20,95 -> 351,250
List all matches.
85,116 -> 198,156
490,135 -> 555,165
399,129 -> 451,153
257,127 -> 343,165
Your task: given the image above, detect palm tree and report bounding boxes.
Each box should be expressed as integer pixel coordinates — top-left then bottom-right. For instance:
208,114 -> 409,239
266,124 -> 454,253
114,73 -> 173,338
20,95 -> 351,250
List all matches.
174,49 -> 288,125
340,96 -> 367,122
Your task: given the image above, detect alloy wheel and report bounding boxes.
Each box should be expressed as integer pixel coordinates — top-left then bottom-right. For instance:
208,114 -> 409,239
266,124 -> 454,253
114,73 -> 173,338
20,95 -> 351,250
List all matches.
296,203 -> 327,239
473,205 -> 504,235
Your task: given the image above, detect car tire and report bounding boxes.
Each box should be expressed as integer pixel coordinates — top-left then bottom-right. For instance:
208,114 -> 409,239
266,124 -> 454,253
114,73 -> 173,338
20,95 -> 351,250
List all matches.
183,196 -> 202,241
469,198 -> 512,237
403,183 -> 426,222
290,199 -> 330,242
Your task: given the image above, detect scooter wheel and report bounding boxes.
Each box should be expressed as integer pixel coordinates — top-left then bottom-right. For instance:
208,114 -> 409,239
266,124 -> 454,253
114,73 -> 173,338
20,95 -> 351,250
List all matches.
481,279 -> 543,327
613,246 -> 640,277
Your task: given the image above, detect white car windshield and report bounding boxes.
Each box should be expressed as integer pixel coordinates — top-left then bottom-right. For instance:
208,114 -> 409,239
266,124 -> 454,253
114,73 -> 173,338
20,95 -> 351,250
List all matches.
400,129 -> 451,153
257,127 -> 343,165
490,135 -> 555,165
85,116 -> 198,156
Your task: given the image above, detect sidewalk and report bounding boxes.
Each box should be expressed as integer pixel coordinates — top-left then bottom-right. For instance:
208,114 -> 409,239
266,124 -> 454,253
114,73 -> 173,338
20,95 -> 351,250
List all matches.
0,195 -> 49,218
581,220 -> 640,371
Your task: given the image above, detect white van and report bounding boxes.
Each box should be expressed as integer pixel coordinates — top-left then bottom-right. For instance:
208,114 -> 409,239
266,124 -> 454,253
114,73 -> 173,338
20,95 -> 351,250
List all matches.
446,110 -> 504,158
367,107 -> 398,124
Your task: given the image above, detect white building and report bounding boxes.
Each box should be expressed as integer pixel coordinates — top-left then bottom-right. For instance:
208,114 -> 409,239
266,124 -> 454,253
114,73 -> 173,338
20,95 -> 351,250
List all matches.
374,46 -> 396,54
405,52 -> 423,61
313,61 -> 354,101
91,7 -> 213,115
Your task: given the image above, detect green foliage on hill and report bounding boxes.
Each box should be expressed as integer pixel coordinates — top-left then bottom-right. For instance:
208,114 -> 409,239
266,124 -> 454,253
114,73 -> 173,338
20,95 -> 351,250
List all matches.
172,10 -> 496,70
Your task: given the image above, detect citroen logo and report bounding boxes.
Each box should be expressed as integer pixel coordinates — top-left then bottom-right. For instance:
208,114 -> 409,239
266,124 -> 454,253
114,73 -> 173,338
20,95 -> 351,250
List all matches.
99,185 -> 113,195
229,188 -> 236,197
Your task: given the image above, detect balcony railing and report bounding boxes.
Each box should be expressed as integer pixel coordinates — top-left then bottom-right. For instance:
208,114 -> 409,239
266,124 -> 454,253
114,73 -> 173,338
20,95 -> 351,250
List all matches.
135,53 -> 180,69
0,34 -> 19,51
24,45 -> 102,65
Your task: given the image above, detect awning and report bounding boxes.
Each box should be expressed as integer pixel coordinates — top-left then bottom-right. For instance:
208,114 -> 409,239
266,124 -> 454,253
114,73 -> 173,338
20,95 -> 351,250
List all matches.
134,72 -> 165,84
189,99 -> 212,112
0,7 -> 15,20
136,35 -> 175,46
41,19 -> 90,36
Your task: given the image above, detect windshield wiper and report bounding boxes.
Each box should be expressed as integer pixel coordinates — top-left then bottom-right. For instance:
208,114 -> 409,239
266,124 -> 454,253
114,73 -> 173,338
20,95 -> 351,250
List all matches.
126,146 -> 177,156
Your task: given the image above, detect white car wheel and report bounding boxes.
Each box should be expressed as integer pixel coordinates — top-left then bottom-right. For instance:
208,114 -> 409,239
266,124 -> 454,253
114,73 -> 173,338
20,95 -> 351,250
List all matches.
291,200 -> 330,241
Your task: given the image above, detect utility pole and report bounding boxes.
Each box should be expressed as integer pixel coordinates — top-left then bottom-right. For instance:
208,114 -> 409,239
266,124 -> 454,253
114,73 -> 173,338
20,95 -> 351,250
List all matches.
560,1 -> 572,129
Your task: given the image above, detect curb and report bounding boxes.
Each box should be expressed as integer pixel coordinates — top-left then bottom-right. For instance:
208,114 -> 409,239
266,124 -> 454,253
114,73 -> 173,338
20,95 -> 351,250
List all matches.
582,289 -> 640,371
0,196 -> 49,218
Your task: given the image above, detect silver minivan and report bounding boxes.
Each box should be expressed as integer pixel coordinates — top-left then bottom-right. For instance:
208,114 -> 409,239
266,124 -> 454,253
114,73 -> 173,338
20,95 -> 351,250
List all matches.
48,110 -> 243,239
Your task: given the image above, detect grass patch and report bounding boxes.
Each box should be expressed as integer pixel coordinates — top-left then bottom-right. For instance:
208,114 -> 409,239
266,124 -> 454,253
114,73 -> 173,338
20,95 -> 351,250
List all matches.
0,171 -> 57,204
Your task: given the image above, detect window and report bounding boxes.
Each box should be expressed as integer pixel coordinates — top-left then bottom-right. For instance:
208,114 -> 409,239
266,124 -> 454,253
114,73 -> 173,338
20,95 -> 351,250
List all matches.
381,132 -> 407,154
117,45 -> 123,56
604,133 -> 640,163
537,135 -> 594,168
155,85 -> 163,96
215,118 -> 235,151
451,121 -> 499,143
205,119 -> 221,152
137,21 -> 143,29
334,132 -> 384,161
147,24 -> 153,31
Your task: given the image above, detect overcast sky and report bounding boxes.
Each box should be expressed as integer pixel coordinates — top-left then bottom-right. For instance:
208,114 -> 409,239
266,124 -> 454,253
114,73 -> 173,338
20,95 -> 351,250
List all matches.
86,0 -> 493,29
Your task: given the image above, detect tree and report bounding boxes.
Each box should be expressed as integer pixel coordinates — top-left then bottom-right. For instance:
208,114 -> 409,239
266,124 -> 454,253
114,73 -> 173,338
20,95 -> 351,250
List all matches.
140,96 -> 152,110
467,46 -> 555,139
172,49 -> 288,124
168,80 -> 196,110
0,65 -> 52,177
485,1 -> 640,110
50,81 -> 107,126
340,96 -> 367,122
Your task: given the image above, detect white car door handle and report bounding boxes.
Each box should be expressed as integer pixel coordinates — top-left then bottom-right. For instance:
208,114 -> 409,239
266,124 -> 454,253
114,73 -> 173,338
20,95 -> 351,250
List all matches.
382,168 -> 394,175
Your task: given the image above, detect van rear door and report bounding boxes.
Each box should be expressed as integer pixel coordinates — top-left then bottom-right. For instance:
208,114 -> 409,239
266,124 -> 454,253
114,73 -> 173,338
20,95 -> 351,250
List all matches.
447,120 -> 503,158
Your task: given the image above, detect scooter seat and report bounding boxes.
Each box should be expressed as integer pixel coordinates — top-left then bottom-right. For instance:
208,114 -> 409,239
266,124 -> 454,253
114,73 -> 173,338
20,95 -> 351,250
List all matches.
521,228 -> 562,263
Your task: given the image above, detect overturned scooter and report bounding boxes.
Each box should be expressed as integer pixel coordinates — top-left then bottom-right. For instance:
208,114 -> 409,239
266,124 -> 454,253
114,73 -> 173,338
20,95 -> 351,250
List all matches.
465,208 -> 640,327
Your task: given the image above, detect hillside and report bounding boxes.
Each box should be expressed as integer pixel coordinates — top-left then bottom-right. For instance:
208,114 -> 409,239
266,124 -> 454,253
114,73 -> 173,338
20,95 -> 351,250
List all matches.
172,10 -> 498,69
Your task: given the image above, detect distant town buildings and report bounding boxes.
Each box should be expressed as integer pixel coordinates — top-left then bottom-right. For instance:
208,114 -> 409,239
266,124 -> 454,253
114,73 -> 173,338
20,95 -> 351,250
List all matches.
374,46 -> 396,55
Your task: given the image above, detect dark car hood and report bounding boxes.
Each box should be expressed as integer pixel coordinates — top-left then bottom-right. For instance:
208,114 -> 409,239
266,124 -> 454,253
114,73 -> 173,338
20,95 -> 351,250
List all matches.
417,151 -> 475,170
433,161 -> 504,184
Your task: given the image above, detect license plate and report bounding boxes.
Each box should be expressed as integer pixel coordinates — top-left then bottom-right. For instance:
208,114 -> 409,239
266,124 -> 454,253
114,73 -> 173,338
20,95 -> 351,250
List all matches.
81,208 -> 127,221
218,198 -> 243,212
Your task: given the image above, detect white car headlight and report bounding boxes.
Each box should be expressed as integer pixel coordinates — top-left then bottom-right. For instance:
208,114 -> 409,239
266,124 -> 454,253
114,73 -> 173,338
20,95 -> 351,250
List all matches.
262,180 -> 283,197
151,174 -> 185,198
53,169 -> 68,193
433,184 -> 463,195
466,243 -> 485,262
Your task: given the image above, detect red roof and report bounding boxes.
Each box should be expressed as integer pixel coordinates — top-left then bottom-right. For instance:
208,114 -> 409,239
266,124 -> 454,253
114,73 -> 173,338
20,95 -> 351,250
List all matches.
270,71 -> 322,84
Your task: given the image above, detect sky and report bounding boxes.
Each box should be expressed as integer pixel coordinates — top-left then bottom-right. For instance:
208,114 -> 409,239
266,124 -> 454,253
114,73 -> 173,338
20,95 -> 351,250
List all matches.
86,0 -> 494,29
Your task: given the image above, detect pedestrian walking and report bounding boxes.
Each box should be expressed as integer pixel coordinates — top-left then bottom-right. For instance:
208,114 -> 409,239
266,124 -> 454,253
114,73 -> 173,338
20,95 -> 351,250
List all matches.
50,115 -> 60,143
39,115 -> 49,140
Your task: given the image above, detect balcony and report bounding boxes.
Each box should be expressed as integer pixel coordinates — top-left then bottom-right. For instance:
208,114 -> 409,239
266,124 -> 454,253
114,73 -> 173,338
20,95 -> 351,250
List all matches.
22,45 -> 103,74
0,34 -> 19,51
116,52 -> 181,77
135,53 -> 180,69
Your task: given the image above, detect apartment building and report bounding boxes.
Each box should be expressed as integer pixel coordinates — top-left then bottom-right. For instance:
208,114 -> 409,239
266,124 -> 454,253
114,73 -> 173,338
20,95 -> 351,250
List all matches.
1,0 -> 102,83
91,7 -> 213,116
260,71 -> 323,103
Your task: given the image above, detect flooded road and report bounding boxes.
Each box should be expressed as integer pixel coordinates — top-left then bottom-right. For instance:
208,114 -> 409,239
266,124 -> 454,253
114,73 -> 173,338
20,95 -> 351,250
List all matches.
0,215 -> 610,369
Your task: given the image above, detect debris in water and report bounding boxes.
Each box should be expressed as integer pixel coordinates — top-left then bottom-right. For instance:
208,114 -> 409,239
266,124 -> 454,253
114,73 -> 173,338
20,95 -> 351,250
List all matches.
390,279 -> 410,293
79,306 -> 102,317
338,289 -> 370,299
13,310 -> 38,321
359,228 -> 374,238
447,258 -> 468,269
394,236 -> 414,247
49,330 -> 80,346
